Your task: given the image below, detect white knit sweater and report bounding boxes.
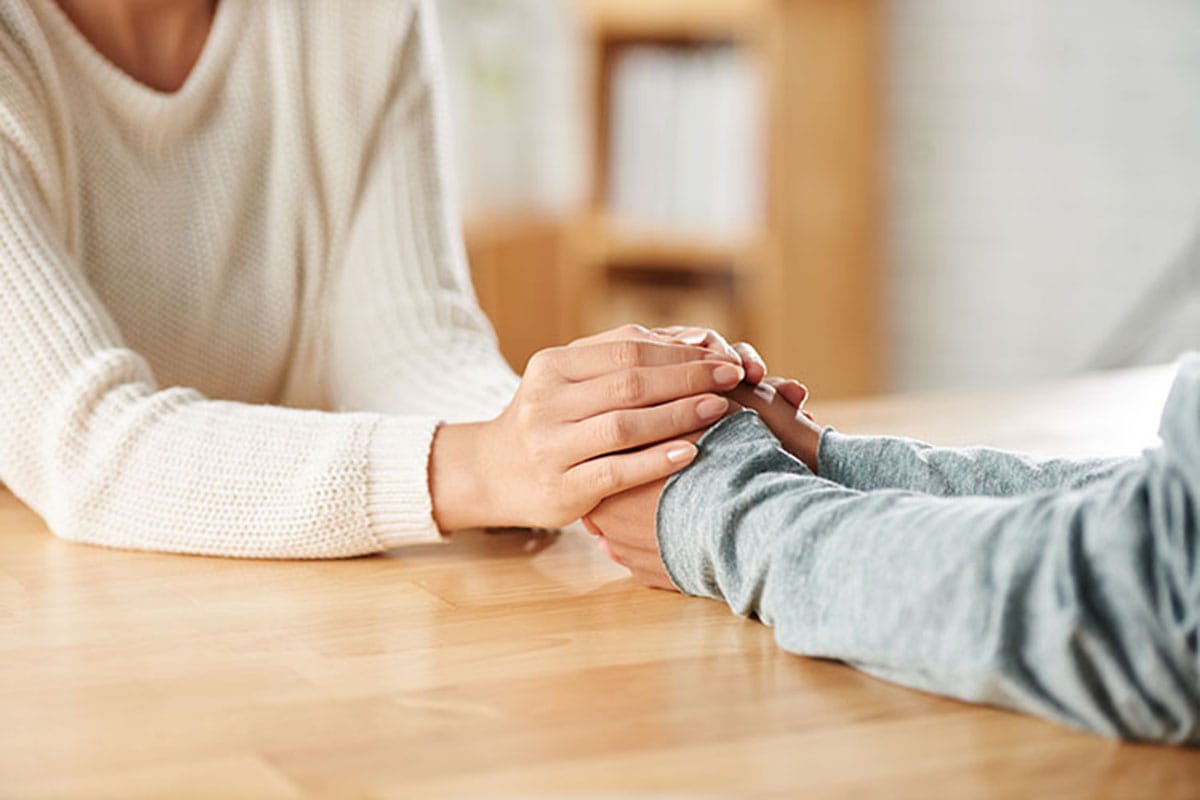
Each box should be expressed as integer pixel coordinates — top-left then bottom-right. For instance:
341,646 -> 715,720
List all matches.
0,0 -> 520,557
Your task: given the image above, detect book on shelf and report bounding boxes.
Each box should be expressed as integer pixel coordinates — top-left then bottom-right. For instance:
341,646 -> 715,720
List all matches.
607,44 -> 764,240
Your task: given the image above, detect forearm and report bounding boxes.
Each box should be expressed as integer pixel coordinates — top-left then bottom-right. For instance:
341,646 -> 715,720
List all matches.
1,357 -> 446,557
818,429 -> 1132,496
658,412 -> 1199,743
728,381 -> 1131,497
0,147 -> 450,557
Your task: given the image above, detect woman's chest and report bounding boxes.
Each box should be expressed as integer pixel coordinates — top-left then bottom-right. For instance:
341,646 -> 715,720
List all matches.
70,117 -> 323,403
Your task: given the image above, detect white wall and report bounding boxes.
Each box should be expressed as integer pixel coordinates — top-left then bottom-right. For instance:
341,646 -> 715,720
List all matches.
438,0 -> 586,218
887,0 -> 1200,391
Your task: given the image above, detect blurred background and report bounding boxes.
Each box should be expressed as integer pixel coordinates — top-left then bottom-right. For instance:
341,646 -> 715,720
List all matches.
438,0 -> 1200,398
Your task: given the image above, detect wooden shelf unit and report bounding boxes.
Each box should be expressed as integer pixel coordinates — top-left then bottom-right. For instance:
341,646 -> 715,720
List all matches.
582,214 -> 761,275
465,0 -> 881,398
580,0 -> 881,397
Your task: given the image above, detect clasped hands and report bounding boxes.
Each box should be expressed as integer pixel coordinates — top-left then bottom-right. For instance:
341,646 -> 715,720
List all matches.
428,323 -> 820,589
583,332 -> 822,590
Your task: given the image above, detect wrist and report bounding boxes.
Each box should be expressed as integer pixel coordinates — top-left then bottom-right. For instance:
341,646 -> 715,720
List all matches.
366,417 -> 447,547
791,415 -> 823,474
428,421 -> 494,532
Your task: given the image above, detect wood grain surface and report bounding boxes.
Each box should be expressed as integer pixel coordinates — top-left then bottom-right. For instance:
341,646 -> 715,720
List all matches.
2,365 -> 1197,798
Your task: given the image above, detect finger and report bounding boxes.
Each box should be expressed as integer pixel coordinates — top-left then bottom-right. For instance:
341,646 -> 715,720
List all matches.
567,395 -> 728,463
648,326 -> 686,345
728,383 -> 813,433
733,342 -> 767,384
692,327 -> 739,364
653,326 -> 741,363
581,515 -> 604,537
651,325 -> 701,345
567,439 -> 698,504
564,360 -> 745,419
549,340 -> 736,383
763,377 -> 808,408
569,323 -> 653,348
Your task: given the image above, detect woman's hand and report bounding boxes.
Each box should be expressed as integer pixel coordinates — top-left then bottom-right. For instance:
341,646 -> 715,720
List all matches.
586,374 -> 823,588
650,325 -> 767,386
428,326 -> 748,531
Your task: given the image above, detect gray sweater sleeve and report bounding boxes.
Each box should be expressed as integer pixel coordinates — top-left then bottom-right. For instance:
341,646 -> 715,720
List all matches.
817,430 -> 1131,496
656,359 -> 1200,744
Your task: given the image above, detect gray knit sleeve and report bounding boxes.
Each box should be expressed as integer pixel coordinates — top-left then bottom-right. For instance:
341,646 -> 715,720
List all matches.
817,429 -> 1131,497
656,409 -> 1199,744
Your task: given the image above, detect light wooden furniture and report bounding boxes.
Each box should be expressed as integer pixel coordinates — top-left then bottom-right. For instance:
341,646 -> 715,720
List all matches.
579,0 -> 881,398
465,215 -> 571,373
466,0 -> 881,397
3,365 -> 1197,798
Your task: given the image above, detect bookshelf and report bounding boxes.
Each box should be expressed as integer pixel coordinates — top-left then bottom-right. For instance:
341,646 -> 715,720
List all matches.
465,215 -> 569,374
466,0 -> 880,397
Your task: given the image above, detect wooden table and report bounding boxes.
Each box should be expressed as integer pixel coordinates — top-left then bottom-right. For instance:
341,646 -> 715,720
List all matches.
2,365 -> 1198,798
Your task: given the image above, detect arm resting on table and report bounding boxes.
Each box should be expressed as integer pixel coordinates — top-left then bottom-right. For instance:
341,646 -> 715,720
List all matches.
658,407 -> 1200,744
817,429 -> 1132,497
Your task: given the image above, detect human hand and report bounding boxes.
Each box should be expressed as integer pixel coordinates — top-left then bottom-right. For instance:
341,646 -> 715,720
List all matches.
727,377 -> 822,472
650,325 -> 767,386
582,384 -> 742,589
585,374 -> 823,587
582,478 -> 675,589
429,327 -> 746,531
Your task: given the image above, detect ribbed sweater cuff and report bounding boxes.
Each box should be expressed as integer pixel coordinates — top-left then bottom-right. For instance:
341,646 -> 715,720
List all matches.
366,416 -> 445,549
815,427 -> 849,482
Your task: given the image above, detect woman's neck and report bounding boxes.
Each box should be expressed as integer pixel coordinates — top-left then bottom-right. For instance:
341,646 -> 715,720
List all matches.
53,0 -> 217,93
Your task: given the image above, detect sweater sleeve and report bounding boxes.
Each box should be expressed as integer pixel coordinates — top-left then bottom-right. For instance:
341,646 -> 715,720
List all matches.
0,145 -> 444,556
817,429 -> 1132,497
326,0 -> 518,425
657,405 -> 1200,744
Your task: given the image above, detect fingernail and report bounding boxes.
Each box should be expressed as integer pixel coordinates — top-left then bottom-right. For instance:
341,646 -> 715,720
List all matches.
713,364 -> 744,387
667,444 -> 697,463
697,396 -> 729,421
752,382 -> 777,403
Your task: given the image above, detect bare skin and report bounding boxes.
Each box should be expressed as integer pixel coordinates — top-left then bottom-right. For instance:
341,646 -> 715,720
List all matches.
429,325 -> 767,532
49,3 -> 775,534
54,0 -> 216,93
584,377 -> 821,589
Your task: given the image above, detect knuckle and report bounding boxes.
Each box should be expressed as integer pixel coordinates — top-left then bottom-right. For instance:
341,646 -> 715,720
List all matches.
594,461 -> 621,494
612,340 -> 643,369
611,371 -> 646,405
675,397 -> 699,428
687,363 -> 712,393
546,505 -> 574,529
602,413 -> 633,449
525,347 -> 554,376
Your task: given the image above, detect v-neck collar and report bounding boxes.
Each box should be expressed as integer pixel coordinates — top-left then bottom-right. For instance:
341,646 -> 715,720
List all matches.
28,0 -> 247,138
